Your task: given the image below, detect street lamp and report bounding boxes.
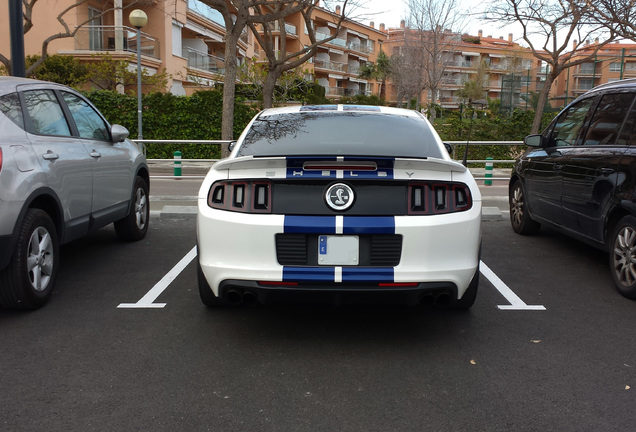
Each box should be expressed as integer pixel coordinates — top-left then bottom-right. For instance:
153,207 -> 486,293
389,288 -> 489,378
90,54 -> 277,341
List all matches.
129,9 -> 148,140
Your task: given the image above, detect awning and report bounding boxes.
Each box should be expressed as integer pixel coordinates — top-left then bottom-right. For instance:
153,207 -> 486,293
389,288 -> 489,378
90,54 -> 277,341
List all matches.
185,20 -> 223,42
348,78 -> 368,83
462,51 -> 481,56
489,53 -> 505,58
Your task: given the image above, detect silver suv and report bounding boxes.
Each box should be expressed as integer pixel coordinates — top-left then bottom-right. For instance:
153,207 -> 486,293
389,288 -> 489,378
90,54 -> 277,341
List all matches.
0,77 -> 149,310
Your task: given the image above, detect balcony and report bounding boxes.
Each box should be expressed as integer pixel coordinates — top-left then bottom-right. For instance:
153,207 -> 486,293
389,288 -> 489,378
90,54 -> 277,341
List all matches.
316,33 -> 347,48
314,58 -> 347,73
326,87 -> 367,97
184,47 -> 225,75
347,42 -> 373,54
74,26 -> 160,59
574,66 -> 598,77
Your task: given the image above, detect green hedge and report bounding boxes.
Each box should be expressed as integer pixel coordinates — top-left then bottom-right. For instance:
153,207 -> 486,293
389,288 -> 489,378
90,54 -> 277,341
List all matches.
86,90 -> 258,159
86,89 -> 556,163
433,109 -> 557,166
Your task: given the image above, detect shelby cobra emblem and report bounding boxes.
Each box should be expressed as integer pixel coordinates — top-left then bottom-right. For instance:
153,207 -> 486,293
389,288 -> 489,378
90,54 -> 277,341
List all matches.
325,183 -> 355,211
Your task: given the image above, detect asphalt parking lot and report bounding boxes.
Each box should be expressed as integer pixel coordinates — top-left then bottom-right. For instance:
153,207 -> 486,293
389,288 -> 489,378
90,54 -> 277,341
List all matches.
2,172 -> 636,431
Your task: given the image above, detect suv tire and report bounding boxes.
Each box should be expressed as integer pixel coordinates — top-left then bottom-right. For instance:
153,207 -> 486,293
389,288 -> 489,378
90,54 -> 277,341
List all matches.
510,180 -> 541,235
114,176 -> 149,241
609,215 -> 636,298
0,209 -> 59,310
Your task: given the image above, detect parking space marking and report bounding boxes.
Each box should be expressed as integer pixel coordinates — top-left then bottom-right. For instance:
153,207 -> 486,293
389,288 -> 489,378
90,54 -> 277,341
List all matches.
118,246 -> 197,309
480,261 -> 546,311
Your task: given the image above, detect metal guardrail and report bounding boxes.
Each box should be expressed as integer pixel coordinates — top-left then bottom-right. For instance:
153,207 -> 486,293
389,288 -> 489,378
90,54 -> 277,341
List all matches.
138,140 -> 521,182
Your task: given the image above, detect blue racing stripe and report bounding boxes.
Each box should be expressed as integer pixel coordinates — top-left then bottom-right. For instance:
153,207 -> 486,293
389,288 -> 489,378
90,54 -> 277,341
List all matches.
342,268 -> 395,282
283,267 -> 335,282
343,216 -> 395,234
284,216 -> 336,234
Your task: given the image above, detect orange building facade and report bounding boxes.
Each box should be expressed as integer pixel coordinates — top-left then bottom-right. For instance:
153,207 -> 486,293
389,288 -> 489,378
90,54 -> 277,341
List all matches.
382,25 -> 547,110
553,41 -> 636,108
0,0 -> 386,98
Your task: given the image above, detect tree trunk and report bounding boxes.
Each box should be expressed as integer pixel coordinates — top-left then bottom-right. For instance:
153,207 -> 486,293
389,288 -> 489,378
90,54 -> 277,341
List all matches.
262,69 -> 278,109
429,87 -> 438,120
221,32 -> 240,158
531,73 -> 556,134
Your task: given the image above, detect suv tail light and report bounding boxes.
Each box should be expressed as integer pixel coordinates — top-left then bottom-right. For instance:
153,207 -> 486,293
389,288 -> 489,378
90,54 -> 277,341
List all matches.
208,180 -> 272,213
0,148 -> 3,172
408,182 -> 472,215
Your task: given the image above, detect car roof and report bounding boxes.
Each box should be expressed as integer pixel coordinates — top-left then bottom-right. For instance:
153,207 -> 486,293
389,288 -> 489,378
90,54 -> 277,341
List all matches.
588,78 -> 636,93
0,76 -> 70,95
258,105 -> 424,118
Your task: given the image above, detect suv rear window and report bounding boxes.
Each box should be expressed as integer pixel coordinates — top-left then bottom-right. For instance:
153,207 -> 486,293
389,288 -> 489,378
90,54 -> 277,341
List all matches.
583,93 -> 635,146
237,112 -> 443,159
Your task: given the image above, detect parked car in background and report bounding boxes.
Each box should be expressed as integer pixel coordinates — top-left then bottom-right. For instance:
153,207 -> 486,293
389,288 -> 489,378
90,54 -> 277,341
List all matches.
197,105 -> 482,308
0,77 -> 150,310
509,79 -> 636,299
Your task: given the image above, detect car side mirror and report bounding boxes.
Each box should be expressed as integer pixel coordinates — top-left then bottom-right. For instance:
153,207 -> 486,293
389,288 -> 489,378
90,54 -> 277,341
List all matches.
524,134 -> 543,147
228,141 -> 236,152
443,143 -> 453,155
111,124 -> 130,143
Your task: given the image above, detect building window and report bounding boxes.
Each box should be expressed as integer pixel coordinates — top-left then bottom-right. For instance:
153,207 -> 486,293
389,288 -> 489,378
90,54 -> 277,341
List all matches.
88,7 -> 103,51
172,21 -> 183,57
609,62 -> 623,72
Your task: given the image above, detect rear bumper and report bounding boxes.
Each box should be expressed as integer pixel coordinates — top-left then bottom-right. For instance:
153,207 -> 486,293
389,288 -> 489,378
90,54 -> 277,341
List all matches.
217,279 -> 459,307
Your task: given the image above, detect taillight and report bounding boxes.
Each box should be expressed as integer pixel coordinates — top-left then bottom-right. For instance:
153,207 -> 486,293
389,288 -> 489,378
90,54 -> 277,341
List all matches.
208,180 -> 272,213
0,148 -> 3,172
407,182 -> 472,215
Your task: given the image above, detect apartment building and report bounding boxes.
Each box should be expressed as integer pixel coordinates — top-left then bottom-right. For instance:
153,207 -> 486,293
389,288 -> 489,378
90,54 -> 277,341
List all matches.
383,24 -> 544,110
552,41 -> 636,108
0,0 -> 385,99
252,5 -> 386,99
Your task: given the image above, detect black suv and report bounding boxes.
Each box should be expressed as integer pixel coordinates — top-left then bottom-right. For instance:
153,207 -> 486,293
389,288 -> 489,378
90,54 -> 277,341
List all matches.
510,79 -> 636,299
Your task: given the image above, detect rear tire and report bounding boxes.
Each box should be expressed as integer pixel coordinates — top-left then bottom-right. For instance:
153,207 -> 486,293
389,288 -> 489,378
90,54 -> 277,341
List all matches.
0,209 -> 59,310
114,176 -> 149,241
609,215 -> 636,299
510,180 -> 541,235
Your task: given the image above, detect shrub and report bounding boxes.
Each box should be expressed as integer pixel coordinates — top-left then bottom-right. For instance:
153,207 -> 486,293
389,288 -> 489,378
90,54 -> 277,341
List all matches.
86,89 -> 258,159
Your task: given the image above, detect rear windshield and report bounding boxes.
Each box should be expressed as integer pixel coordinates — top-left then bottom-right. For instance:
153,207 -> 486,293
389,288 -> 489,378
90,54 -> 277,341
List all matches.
237,112 -> 443,159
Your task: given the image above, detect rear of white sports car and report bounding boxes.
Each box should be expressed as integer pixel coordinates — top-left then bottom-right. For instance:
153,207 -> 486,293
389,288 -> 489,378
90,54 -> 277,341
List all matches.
197,106 -> 482,308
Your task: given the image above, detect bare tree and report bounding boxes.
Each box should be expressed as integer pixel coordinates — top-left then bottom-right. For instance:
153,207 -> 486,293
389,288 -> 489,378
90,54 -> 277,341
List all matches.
201,1 -> 329,155
1,0 -> 149,76
248,0 -> 352,108
483,0 -> 617,133
585,0 -> 636,40
396,0 -> 466,116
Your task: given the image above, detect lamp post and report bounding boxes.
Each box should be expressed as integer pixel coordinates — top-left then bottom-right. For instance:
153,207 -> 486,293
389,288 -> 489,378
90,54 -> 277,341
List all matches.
129,9 -> 148,140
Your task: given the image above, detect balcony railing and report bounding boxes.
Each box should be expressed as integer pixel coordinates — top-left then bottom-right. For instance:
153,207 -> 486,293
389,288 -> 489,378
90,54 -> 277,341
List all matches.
184,47 -> 225,75
316,32 -> 347,48
314,58 -> 347,73
326,87 -> 367,97
74,25 -> 160,59
347,42 -> 373,54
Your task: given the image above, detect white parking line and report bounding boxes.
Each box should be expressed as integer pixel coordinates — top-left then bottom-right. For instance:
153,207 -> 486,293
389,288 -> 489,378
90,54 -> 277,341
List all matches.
480,261 -> 546,311
118,246 -> 197,309
118,250 -> 543,311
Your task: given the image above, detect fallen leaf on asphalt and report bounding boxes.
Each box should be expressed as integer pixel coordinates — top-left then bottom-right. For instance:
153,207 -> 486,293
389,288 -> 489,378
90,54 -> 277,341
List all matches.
470,360 -> 476,365
626,385 -> 631,390
531,340 -> 542,344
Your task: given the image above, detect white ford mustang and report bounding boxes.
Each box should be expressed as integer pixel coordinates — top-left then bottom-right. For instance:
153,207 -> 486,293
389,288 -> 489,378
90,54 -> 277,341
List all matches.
196,105 -> 482,308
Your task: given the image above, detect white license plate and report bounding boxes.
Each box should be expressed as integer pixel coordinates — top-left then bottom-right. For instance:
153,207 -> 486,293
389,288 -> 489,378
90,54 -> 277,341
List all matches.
318,235 -> 359,265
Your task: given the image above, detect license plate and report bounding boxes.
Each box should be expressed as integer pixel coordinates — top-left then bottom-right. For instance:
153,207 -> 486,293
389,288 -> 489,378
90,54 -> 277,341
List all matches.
318,235 -> 359,265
